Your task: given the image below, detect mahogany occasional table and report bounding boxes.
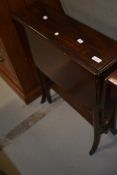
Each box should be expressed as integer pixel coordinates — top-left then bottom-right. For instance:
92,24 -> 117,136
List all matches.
13,0 -> 117,155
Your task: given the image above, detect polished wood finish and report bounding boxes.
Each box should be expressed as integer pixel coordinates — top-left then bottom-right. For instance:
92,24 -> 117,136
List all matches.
14,0 -> 117,154
0,0 -> 43,103
14,1 -> 117,74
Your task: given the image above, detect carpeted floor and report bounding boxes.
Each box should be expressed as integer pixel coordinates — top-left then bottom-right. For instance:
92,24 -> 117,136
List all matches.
1,77 -> 117,175
0,93 -> 63,149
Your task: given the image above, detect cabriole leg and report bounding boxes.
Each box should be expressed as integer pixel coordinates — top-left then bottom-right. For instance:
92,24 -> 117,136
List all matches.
89,107 -> 102,155
39,70 -> 52,104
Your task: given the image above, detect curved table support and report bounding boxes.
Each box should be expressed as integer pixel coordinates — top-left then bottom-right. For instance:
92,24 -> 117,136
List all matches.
110,108 -> 117,135
89,107 -> 102,155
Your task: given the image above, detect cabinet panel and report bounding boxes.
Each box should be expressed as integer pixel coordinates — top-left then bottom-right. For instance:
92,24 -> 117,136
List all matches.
0,0 -> 11,22
0,38 -> 18,79
24,0 -> 36,6
7,0 -> 26,13
24,0 -> 62,10
0,0 -> 41,103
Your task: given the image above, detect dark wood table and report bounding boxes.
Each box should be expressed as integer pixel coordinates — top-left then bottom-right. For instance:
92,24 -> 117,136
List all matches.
13,0 -> 117,154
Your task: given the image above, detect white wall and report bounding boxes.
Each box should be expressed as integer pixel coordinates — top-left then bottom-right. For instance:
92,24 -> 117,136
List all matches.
60,0 -> 117,41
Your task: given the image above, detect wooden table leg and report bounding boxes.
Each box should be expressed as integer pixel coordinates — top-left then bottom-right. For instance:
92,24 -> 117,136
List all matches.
90,77 -> 117,155
39,70 -> 52,104
110,108 -> 117,135
89,107 -> 102,155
